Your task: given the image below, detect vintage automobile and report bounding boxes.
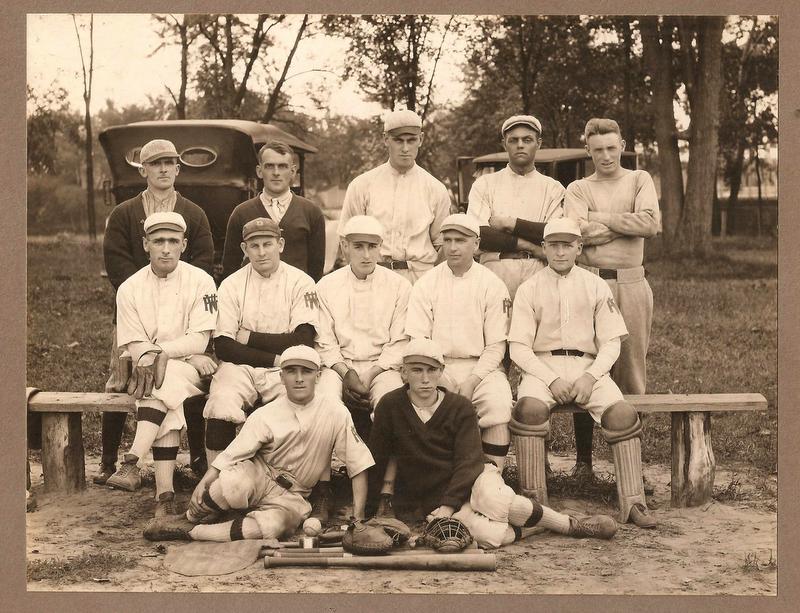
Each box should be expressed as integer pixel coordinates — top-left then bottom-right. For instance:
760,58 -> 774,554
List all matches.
99,119 -> 320,276
455,148 -> 638,212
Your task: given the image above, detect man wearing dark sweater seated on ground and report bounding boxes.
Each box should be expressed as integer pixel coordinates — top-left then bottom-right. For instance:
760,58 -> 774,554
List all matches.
367,338 -> 617,549
202,217 -> 319,469
221,140 -> 326,282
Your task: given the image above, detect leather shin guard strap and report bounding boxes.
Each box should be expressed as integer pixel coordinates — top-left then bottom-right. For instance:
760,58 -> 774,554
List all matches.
482,442 -> 510,457
611,436 -> 646,523
229,517 -> 245,541
152,446 -> 179,461
601,415 -> 642,445
205,419 -> 237,450
137,406 -> 166,426
508,417 -> 550,437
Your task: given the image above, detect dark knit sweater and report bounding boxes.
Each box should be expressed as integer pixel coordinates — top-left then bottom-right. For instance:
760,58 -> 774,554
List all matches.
103,192 -> 214,291
221,194 -> 326,281
368,386 -> 485,513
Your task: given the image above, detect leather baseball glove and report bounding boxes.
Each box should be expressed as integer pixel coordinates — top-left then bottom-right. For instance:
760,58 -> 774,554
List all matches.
419,517 -> 473,552
127,350 -> 168,399
365,516 -> 411,545
342,519 -> 393,555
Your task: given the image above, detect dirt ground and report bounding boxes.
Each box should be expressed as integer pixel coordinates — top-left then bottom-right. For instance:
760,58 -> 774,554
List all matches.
26,453 -> 777,595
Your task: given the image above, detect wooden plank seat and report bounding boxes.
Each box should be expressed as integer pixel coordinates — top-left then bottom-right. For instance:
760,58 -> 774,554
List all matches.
26,388 -> 767,507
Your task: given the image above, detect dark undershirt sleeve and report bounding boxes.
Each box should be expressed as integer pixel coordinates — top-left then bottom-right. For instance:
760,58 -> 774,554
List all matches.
479,226 -> 518,253
246,323 -> 315,354
512,219 -> 547,243
214,335 -> 277,368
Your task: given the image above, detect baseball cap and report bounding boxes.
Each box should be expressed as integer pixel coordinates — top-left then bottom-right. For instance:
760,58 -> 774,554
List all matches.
501,115 -> 542,136
140,139 -> 180,165
543,217 -> 582,240
440,213 -> 481,238
384,109 -> 422,136
403,338 -> 445,369
340,215 -> 384,242
280,345 -> 322,370
242,217 -> 282,241
143,211 -> 187,235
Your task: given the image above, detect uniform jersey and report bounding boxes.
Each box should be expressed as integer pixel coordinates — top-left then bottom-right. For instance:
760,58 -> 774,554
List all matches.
116,260 -> 217,352
215,261 -> 318,342
564,169 -> 661,269
212,393 -> 375,496
315,265 -> 412,370
337,162 -> 451,268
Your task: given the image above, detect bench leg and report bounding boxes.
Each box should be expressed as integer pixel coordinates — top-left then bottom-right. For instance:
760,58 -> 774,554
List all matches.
41,413 -> 86,493
670,411 -> 715,506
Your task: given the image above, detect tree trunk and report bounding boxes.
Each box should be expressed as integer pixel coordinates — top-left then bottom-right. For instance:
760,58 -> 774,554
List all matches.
622,20 -> 636,151
674,16 -> 725,256
727,138 -> 747,210
84,105 -> 95,241
263,14 -> 308,123
176,19 -> 188,119
640,17 -> 684,251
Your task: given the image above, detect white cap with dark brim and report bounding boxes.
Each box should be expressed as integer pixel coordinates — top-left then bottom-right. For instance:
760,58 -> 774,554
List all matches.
279,345 -> 322,370
340,215 -> 384,242
501,115 -> 542,136
143,211 -> 187,234
384,109 -> 423,136
543,217 -> 582,240
402,338 -> 445,369
440,213 -> 481,238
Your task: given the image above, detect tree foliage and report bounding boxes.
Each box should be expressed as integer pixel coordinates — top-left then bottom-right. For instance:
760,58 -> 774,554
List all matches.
26,85 -> 80,175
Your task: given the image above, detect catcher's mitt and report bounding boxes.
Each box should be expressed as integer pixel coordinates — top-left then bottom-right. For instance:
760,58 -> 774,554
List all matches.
127,350 -> 168,399
419,517 -> 473,552
365,516 -> 411,545
342,520 -> 393,555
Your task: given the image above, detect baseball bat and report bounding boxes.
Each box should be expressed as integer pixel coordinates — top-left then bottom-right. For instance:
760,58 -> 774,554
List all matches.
269,548 -> 485,558
264,553 -> 495,571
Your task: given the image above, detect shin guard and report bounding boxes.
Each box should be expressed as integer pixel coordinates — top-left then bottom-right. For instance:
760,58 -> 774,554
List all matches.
509,418 -> 549,505
610,437 -> 647,523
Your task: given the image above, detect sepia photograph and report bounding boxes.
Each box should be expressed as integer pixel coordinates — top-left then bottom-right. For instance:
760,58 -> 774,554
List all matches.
22,10 -> 779,600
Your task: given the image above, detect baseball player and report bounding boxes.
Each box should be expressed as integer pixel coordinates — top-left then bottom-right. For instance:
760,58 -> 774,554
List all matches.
203,217 -> 319,470
222,140 -> 326,281
564,118 -> 661,480
405,213 -> 513,470
337,109 -> 451,284
144,346 -> 375,543
105,212 -> 219,518
467,115 -> 566,299
368,338 -> 617,548
508,217 -> 656,528
96,138 -> 214,486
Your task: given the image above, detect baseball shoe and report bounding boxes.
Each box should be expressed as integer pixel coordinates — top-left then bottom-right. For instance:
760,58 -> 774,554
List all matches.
92,463 -> 116,485
154,491 -> 176,518
568,515 -> 618,540
629,503 -> 657,528
106,454 -> 141,492
309,482 -> 331,525
143,514 -> 195,541
375,494 -> 396,519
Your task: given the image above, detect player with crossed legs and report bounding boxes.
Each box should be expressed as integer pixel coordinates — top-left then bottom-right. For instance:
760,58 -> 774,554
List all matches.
144,346 -> 374,543
368,338 -> 617,548
508,217 -> 656,528
405,213 -> 513,470
105,212 -> 218,517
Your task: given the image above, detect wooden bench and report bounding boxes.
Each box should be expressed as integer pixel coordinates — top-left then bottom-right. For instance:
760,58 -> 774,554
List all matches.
27,388 -> 767,508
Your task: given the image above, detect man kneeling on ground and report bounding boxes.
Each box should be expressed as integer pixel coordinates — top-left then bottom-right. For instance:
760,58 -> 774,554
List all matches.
367,338 -> 617,548
144,346 -> 374,542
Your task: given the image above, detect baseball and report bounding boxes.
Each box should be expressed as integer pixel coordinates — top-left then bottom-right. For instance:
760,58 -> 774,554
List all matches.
303,517 -> 323,536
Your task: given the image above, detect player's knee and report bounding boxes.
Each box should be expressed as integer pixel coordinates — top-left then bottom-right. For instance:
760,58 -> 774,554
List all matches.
600,401 -> 637,430
512,397 -> 549,426
252,509 -> 297,540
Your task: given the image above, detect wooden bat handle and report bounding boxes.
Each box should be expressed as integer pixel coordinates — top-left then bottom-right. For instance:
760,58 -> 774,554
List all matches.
264,553 -> 495,571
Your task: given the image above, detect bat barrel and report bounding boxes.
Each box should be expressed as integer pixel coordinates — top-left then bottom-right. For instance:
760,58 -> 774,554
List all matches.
264,553 -> 496,571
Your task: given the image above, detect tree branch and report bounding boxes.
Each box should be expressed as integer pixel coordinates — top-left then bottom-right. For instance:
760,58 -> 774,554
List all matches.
263,14 -> 309,123
421,15 -> 454,122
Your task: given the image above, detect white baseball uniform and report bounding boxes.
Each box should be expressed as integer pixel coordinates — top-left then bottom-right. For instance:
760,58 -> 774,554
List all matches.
405,262 -> 513,427
467,166 -> 565,297
204,261 -> 319,423
337,162 -> 451,283
564,169 -> 661,395
211,393 -> 374,537
116,261 -> 218,436
509,265 -> 629,421
315,264 -> 411,406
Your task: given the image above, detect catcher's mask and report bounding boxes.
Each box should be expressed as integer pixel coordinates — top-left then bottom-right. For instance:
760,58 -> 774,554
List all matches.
422,517 -> 474,552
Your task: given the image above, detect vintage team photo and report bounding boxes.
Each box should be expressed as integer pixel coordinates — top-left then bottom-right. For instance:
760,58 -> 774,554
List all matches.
25,13 -> 778,596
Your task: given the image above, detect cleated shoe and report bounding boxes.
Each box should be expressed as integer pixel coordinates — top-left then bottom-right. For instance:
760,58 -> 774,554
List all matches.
568,515 -> 618,539
154,491 -> 176,518
143,514 -> 195,541
629,503 -> 657,528
92,463 -> 116,485
309,482 -> 331,525
375,494 -> 396,519
106,454 -> 141,492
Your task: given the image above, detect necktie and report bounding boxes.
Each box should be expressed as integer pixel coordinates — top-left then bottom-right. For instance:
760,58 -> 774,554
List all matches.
272,198 -> 284,222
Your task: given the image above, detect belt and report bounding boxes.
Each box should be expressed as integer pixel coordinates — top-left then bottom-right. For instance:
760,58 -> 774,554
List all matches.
598,269 -> 617,280
551,349 -> 589,357
378,259 -> 409,270
499,252 -> 535,260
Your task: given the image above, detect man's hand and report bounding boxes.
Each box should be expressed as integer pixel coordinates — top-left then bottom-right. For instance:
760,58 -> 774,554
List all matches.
127,350 -> 168,399
235,328 -> 252,345
426,505 -> 455,523
342,369 -> 371,411
488,215 -> 516,233
187,354 -> 218,377
571,373 -> 596,405
457,375 -> 481,401
549,377 -> 575,405
188,467 -> 220,518
360,365 -> 384,389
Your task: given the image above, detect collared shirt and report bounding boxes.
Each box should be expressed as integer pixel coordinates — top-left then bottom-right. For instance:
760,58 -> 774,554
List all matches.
411,390 -> 445,424
467,165 -> 565,236
337,162 -> 451,268
564,169 -> 661,269
315,264 -> 412,370
214,261 -> 318,342
116,260 -> 217,356
211,393 -> 375,495
259,189 -> 293,224
405,262 -> 511,377
141,188 -> 177,217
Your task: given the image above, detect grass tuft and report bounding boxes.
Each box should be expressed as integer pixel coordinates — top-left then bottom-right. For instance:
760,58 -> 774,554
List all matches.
27,550 -> 135,582
742,550 -> 777,572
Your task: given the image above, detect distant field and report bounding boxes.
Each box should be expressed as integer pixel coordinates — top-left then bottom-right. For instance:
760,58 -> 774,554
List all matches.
26,234 -> 778,471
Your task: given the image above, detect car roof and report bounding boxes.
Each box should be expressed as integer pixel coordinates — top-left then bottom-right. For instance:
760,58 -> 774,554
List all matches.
101,119 -> 318,154
473,148 -> 635,164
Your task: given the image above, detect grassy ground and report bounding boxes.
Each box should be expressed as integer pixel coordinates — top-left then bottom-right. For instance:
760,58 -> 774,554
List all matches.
26,234 -> 778,471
